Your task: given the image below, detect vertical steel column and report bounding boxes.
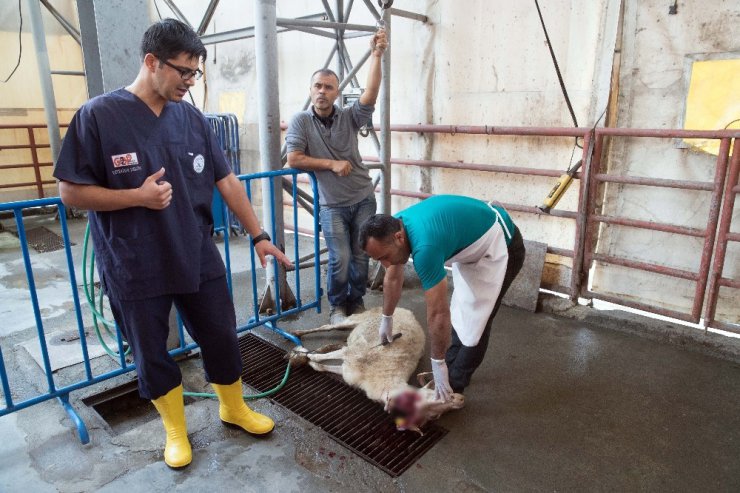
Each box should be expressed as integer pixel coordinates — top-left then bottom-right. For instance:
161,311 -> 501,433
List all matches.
25,0 -> 61,164
75,0 -> 103,97
254,0 -> 295,310
579,132 -> 604,298
570,131 -> 594,300
378,8 -> 392,214
76,0 -> 148,96
254,0 -> 283,232
336,0 -> 345,83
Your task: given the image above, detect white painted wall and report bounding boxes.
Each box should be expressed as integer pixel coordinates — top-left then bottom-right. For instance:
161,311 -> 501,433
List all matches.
593,0 -> 739,322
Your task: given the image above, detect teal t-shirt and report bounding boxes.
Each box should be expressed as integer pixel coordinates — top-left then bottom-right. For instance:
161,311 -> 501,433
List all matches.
396,195 -> 515,290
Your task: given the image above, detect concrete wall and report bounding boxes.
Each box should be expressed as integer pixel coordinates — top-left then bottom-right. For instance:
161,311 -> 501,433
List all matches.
593,0 -> 739,322
179,0 -> 615,253
0,3 -> 87,200
0,1 -> 85,201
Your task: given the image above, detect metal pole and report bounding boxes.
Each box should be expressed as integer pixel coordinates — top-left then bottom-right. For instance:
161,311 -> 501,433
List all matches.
379,8 -> 391,214
336,0 -> 345,83
197,0 -> 220,35
254,0 -> 295,310
703,139 -> 740,330
26,0 -> 61,165
40,0 -> 81,44
254,0 -> 282,228
162,0 -> 192,28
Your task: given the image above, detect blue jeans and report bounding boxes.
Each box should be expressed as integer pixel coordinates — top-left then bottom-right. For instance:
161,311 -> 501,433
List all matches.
319,194 -> 377,308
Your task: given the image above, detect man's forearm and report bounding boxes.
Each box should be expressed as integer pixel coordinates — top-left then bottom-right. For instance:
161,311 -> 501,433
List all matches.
382,265 -> 404,315
424,278 -> 452,359
58,181 -> 141,211
216,173 -> 262,237
287,151 -> 333,172
360,54 -> 382,105
427,310 -> 452,359
359,29 -> 386,105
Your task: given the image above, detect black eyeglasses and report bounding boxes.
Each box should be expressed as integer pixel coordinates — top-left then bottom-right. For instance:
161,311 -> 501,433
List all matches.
160,59 -> 203,81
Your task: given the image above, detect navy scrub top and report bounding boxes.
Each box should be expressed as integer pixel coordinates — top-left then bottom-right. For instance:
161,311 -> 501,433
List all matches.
54,88 -> 231,301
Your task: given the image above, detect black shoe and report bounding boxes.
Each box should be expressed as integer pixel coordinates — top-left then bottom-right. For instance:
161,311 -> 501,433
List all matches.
346,300 -> 365,316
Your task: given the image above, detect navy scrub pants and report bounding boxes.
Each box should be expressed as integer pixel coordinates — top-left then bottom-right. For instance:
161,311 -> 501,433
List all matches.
445,227 -> 526,393
108,275 -> 242,400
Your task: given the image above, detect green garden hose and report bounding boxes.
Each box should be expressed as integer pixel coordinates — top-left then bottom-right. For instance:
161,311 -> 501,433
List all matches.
82,221 -> 291,400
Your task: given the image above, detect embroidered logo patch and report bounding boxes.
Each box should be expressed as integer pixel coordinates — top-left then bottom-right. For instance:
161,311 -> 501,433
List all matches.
193,154 -> 205,173
111,152 -> 139,168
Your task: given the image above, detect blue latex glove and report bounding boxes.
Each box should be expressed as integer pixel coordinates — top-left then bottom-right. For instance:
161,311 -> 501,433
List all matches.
431,358 -> 453,402
379,314 -> 394,345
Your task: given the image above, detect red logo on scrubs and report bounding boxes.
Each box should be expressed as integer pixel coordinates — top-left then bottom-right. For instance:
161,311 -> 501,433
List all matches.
111,152 -> 139,168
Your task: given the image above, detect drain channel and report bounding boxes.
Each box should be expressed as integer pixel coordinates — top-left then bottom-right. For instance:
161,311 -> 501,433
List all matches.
83,380 -> 194,435
238,333 -> 448,477
16,226 -> 68,253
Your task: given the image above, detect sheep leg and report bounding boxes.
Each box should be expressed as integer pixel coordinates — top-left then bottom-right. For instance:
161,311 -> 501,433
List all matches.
290,321 -> 357,337
305,345 -> 346,375
288,343 -> 344,367
307,346 -> 347,362
309,361 -> 344,375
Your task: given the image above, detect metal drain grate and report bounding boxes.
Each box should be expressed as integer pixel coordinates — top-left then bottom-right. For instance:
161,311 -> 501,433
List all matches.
19,226 -> 68,252
238,333 -> 448,477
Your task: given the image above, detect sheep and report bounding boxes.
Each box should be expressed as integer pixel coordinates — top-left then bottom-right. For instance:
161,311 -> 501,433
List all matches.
288,306 -> 465,433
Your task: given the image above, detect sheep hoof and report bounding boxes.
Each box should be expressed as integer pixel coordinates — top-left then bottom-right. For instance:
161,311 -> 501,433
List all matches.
287,346 -> 310,367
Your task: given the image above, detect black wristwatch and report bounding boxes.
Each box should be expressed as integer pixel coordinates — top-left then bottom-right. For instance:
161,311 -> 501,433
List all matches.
251,230 -> 271,246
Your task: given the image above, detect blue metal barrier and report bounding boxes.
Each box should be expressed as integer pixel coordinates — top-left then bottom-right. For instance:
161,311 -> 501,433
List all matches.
0,169 -> 321,443
207,113 -> 243,235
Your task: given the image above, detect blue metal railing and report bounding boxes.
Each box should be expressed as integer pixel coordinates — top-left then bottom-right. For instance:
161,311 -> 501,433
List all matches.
207,113 -> 244,235
0,169 -> 321,444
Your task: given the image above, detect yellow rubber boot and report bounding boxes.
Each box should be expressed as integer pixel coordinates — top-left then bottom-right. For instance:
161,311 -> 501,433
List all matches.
151,384 -> 192,469
211,380 -> 275,435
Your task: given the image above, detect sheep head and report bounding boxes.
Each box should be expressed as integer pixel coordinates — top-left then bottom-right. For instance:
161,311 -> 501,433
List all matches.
387,387 -> 465,434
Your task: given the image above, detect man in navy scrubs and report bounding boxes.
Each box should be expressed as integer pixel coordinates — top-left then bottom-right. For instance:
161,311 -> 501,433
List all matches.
53,19 -> 291,469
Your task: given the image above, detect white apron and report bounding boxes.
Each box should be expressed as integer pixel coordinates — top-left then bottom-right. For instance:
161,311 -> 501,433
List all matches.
447,207 -> 512,346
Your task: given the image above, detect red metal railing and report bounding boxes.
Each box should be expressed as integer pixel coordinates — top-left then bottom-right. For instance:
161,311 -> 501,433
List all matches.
356,123 -> 738,330
0,124 -> 67,199
13,122 -> 737,332
703,139 -> 740,333
580,131 -> 731,324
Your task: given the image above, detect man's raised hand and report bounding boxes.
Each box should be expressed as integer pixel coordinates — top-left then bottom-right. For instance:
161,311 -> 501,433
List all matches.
371,28 -> 388,56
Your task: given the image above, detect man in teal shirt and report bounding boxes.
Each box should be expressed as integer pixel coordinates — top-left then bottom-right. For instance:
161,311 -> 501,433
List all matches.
359,195 -> 525,401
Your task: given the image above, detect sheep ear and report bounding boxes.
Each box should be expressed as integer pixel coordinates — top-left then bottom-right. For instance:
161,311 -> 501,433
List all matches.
409,425 -> 424,436
417,371 -> 433,387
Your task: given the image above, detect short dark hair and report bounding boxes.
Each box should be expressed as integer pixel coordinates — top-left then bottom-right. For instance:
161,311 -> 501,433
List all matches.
310,68 -> 340,86
359,214 -> 401,250
140,18 -> 207,63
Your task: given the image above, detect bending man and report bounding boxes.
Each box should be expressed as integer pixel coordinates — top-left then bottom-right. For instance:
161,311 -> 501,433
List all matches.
53,19 -> 291,469
286,28 -> 388,324
359,195 -> 526,400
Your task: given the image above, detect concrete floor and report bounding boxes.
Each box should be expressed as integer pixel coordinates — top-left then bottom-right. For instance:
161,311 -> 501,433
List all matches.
1,214 -> 739,492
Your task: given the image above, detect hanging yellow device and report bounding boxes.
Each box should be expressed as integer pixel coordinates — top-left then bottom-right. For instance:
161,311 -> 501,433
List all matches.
538,159 -> 582,214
